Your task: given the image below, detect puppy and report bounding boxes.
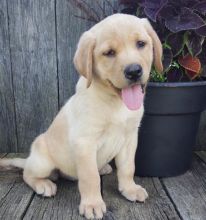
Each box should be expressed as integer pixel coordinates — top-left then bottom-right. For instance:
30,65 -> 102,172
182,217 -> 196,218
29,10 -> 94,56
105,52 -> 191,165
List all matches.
0,14 -> 162,219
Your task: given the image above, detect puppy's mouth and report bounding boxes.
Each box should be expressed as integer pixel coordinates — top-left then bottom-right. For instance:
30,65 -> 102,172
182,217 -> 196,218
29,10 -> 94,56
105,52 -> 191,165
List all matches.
121,84 -> 145,110
107,80 -> 145,111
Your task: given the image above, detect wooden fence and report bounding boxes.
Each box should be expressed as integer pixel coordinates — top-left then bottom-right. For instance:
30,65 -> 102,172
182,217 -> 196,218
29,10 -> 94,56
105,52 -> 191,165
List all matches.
0,0 -> 206,152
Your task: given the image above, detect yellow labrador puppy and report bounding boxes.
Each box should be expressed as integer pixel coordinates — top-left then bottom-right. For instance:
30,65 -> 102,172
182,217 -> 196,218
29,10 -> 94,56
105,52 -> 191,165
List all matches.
0,14 -> 162,219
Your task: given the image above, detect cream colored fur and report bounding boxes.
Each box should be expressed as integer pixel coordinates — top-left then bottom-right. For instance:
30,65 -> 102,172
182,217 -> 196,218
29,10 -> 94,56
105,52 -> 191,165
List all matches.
0,14 -> 162,219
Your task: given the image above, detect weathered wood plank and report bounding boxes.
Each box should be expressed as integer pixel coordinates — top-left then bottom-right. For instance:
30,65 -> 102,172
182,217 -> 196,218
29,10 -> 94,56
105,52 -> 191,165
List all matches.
23,179 -> 84,220
56,0 -> 117,107
162,155 -> 206,220
1,152 -> 206,219
8,0 -> 59,152
56,0 -> 93,106
0,0 -> 17,152
0,153 -> 34,220
102,173 -> 180,220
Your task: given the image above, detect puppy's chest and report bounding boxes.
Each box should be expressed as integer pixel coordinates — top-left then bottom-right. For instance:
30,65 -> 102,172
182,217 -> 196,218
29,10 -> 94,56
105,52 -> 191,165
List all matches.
97,109 -> 138,165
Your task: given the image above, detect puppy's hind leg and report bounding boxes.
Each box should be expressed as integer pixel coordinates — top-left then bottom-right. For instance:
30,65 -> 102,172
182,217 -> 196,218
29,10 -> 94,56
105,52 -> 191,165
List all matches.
23,135 -> 57,197
99,164 -> 113,175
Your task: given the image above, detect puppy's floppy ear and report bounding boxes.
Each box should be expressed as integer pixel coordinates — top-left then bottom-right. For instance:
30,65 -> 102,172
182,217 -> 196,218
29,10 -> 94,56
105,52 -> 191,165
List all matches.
142,18 -> 163,73
73,31 -> 96,88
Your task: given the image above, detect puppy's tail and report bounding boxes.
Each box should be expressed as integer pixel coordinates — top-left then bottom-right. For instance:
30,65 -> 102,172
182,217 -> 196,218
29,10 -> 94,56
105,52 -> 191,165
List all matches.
0,158 -> 26,170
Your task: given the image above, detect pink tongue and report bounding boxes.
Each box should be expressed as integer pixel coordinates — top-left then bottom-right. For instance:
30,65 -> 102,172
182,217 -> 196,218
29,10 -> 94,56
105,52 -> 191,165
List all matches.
121,85 -> 144,110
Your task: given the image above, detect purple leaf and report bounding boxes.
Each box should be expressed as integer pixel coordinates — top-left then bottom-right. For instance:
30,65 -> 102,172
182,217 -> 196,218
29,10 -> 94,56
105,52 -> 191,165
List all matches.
186,32 -> 204,56
193,1 -> 206,15
167,68 -> 183,82
118,0 -> 138,15
119,0 -> 139,4
163,48 -> 173,71
180,0 -> 197,8
119,5 -> 137,15
196,25 -> 206,36
142,0 -> 168,21
169,0 -> 197,9
165,7 -> 206,32
159,5 -> 176,20
167,32 -> 184,56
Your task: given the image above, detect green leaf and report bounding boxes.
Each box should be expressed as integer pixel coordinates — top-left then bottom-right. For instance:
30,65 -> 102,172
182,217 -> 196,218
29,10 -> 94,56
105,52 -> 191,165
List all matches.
184,32 -> 193,56
170,61 -> 180,69
150,68 -> 167,82
163,42 -> 171,49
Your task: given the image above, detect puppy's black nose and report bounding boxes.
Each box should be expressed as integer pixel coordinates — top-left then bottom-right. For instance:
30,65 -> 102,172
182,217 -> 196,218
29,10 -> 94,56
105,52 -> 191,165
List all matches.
124,64 -> 143,82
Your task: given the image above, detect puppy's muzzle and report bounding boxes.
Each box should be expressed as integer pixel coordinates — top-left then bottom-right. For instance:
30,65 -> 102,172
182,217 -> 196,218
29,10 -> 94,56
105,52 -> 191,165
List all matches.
124,64 -> 143,82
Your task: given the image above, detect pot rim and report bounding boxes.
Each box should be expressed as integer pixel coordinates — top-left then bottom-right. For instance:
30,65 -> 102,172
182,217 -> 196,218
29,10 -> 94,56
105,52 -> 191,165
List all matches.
148,80 -> 206,87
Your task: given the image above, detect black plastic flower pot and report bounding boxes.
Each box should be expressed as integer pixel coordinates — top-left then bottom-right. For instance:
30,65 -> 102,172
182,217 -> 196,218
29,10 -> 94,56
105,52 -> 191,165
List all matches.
135,81 -> 206,177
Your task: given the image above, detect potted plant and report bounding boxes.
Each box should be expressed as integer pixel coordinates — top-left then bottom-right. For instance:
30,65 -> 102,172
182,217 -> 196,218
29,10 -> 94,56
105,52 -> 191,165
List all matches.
69,0 -> 206,177
120,0 -> 206,177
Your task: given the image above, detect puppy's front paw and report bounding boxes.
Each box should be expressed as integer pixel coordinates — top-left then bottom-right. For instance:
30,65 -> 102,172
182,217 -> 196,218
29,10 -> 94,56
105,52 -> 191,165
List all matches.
121,184 -> 148,202
79,198 -> 106,219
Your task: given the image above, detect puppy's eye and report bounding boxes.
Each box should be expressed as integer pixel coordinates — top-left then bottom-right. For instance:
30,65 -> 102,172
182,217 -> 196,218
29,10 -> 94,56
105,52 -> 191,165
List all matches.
103,49 -> 116,57
136,41 -> 146,49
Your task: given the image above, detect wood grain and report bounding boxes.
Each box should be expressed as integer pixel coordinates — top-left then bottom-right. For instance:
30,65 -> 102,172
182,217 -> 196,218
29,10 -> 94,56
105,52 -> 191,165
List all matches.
23,179 -> 84,220
56,0 -> 94,107
0,153 -> 33,220
0,153 -> 206,219
102,172 -> 180,220
162,155 -> 206,220
0,0 -> 17,152
56,0 -> 118,107
7,0 -> 59,152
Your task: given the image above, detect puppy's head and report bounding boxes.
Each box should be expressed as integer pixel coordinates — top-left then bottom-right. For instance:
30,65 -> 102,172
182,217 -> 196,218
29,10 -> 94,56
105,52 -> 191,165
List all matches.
74,14 -> 163,109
